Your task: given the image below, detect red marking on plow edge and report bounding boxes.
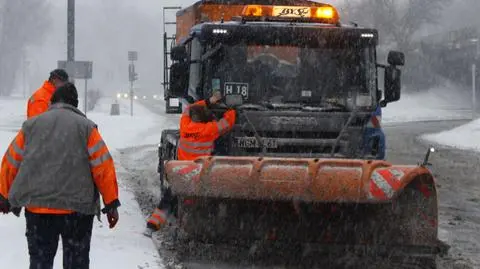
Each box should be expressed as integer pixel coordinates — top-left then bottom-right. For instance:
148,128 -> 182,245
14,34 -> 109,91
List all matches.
192,174 -> 200,182
416,181 -> 432,198
183,199 -> 195,206
378,169 -> 401,190
370,179 -> 387,200
177,165 -> 197,175
418,209 -> 437,227
266,228 -> 277,241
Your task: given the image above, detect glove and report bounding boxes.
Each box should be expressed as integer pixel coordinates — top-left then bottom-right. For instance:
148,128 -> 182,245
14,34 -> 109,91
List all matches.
209,91 -> 223,104
0,196 -> 10,214
101,200 -> 120,229
106,208 -> 119,229
11,207 -> 21,217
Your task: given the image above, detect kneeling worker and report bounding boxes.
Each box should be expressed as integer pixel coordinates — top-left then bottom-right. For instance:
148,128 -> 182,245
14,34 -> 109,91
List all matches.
144,91 -> 236,236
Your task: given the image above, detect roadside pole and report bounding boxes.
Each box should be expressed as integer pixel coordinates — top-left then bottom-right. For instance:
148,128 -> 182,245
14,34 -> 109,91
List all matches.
128,51 -> 138,117
471,38 -> 479,120
130,78 -> 133,116
84,78 -> 88,115
473,63 -> 476,119
67,0 -> 75,84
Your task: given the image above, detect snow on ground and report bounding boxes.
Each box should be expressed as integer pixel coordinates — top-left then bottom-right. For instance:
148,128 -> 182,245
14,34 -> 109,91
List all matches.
0,96 -> 171,268
383,83 -> 473,124
86,97 -> 177,149
422,118 -> 480,152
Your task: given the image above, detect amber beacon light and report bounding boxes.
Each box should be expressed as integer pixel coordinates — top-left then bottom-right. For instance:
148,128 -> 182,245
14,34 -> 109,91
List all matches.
241,4 -> 339,24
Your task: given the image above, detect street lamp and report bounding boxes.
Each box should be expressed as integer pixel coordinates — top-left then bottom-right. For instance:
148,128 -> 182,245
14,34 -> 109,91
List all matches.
470,38 -> 479,119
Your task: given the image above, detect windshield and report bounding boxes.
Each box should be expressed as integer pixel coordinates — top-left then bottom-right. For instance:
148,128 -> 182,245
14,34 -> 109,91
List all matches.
203,43 -> 376,108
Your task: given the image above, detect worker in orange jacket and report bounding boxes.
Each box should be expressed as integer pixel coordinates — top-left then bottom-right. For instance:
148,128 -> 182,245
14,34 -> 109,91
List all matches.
144,92 -> 236,236
0,82 -> 120,269
27,69 -> 69,119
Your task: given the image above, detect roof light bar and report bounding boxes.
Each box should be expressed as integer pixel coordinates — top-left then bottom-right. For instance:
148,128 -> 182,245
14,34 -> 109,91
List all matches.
213,29 -> 228,34
361,33 -> 374,38
241,4 -> 340,24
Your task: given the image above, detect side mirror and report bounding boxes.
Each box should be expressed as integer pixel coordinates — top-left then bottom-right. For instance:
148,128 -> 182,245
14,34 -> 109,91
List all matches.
168,62 -> 189,97
384,65 -> 401,103
171,46 -> 187,61
387,51 -> 405,66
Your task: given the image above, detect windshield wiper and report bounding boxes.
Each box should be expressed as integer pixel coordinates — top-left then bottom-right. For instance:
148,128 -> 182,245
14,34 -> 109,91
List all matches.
260,101 -> 346,112
261,101 -> 303,110
322,100 -> 349,111
201,43 -> 224,61
237,104 -> 268,111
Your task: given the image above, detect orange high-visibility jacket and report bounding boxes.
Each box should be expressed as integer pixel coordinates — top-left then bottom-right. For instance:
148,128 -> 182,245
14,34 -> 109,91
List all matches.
178,100 -> 236,161
27,81 -> 56,119
0,104 -> 119,215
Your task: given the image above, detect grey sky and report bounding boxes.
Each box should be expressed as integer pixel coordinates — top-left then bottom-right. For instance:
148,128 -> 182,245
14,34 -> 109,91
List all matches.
22,0 -> 458,97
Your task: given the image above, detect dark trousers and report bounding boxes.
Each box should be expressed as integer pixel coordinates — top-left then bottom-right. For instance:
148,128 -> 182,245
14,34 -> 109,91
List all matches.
25,210 -> 94,269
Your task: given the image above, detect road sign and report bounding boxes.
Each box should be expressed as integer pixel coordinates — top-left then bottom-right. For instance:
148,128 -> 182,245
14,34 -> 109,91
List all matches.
57,60 -> 93,79
128,51 -> 138,61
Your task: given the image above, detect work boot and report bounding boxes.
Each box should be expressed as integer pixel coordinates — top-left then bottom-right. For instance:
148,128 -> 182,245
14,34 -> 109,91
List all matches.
144,208 -> 168,237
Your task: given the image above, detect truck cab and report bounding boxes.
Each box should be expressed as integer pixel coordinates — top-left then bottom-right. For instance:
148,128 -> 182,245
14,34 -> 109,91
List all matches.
154,4 -> 447,267
160,2 -> 404,164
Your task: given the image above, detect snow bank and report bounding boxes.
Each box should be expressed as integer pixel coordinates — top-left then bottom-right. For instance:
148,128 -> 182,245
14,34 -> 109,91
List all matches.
422,119 -> 480,152
0,97 -> 164,268
383,83 -> 472,124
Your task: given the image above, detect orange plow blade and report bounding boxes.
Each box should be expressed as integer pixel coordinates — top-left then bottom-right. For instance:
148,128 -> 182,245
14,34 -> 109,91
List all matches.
165,156 -> 448,263
165,156 -> 433,203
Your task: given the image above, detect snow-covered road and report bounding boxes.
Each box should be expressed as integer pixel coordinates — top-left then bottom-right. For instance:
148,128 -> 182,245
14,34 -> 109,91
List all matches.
0,81 -> 477,268
0,96 -> 177,268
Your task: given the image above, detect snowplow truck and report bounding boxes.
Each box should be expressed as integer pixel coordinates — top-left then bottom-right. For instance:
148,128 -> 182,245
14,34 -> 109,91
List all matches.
159,0 -> 448,267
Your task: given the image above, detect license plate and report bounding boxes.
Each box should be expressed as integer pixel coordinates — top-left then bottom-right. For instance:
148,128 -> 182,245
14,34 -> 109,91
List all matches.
224,82 -> 249,100
272,6 -> 311,18
169,98 -> 180,107
234,137 -> 278,149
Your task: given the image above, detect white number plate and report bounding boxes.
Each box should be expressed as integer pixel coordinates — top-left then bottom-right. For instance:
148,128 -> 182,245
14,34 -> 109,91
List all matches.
234,137 -> 278,149
169,98 -> 180,107
272,6 -> 311,18
224,82 -> 249,100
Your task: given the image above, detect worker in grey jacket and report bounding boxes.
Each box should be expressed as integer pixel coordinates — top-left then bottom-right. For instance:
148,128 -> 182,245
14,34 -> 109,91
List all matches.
0,82 -> 120,269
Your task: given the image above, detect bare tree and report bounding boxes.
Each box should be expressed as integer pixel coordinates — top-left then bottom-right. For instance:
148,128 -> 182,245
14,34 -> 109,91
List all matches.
0,0 -> 51,96
342,0 -> 452,51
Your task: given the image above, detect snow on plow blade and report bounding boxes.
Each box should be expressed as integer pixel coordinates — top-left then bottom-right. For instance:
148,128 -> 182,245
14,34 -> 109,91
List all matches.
165,156 -> 434,203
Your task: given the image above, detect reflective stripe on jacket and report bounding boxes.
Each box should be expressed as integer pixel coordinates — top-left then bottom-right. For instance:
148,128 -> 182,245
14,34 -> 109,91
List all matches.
27,81 -> 56,119
177,100 -> 236,161
0,102 -> 120,215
